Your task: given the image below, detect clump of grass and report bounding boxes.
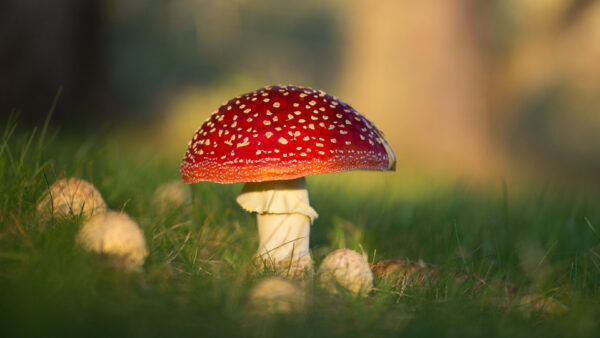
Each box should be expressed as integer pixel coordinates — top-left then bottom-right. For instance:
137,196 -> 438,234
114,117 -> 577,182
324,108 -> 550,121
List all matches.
1,112 -> 600,337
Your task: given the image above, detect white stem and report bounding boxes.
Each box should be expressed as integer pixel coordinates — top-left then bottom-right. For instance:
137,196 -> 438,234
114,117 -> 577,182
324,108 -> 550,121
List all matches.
236,177 -> 318,265
256,213 -> 310,262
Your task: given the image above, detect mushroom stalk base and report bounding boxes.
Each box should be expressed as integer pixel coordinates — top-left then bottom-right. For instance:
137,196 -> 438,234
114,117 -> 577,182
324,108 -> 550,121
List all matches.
236,177 -> 318,276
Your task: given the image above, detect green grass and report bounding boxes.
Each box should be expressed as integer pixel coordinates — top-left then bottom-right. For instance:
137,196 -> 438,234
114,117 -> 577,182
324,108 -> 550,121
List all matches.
2,115 -> 600,338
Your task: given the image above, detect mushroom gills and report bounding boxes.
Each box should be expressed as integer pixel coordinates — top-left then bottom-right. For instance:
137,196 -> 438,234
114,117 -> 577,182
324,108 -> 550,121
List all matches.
236,177 -> 317,272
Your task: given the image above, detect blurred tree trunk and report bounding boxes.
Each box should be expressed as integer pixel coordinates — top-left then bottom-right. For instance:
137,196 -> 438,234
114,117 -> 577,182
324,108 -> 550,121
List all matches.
0,0 -> 106,126
340,0 -> 504,177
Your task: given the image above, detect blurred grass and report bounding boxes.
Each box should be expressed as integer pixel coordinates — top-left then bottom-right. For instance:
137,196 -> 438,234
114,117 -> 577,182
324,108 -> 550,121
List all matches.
2,115 -> 600,337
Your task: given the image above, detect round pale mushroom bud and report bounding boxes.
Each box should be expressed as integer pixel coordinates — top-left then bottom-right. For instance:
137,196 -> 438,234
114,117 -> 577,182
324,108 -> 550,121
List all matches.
180,85 -> 396,277
247,277 -> 306,316
152,180 -> 192,210
37,178 -> 107,221
76,211 -> 149,270
317,249 -> 374,296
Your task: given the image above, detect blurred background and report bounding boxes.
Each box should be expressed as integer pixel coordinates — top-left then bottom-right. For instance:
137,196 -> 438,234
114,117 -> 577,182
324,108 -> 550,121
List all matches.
1,0 -> 599,184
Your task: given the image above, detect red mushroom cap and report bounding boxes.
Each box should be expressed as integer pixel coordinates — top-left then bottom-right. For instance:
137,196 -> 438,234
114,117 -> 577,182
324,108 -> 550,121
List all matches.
180,85 -> 396,184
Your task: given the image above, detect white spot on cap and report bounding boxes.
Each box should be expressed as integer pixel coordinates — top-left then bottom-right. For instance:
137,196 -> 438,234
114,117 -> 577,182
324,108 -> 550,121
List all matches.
263,120 -> 271,126
237,137 -> 250,147
273,102 -> 281,108
265,131 -> 273,139
278,137 -> 288,145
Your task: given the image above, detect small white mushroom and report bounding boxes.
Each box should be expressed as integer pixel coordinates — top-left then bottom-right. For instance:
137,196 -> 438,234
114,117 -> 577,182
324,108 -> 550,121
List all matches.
37,178 -> 107,221
152,180 -> 192,210
317,248 -> 373,296
76,211 -> 149,270
247,277 -> 306,316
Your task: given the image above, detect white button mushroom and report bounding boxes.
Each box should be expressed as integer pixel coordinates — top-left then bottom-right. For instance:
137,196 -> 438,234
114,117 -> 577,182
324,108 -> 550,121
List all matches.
317,248 -> 374,296
76,211 -> 149,270
247,277 -> 306,316
37,178 -> 107,221
152,180 -> 192,211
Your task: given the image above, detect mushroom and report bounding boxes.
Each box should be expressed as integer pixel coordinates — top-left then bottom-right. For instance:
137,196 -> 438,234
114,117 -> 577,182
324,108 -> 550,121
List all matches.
180,85 -> 395,276
152,180 -> 192,211
247,277 -> 306,316
76,211 -> 149,270
37,178 -> 107,221
317,248 -> 374,296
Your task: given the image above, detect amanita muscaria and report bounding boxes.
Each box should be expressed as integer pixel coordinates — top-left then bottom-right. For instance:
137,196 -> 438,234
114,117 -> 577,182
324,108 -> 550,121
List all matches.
180,85 -> 395,276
